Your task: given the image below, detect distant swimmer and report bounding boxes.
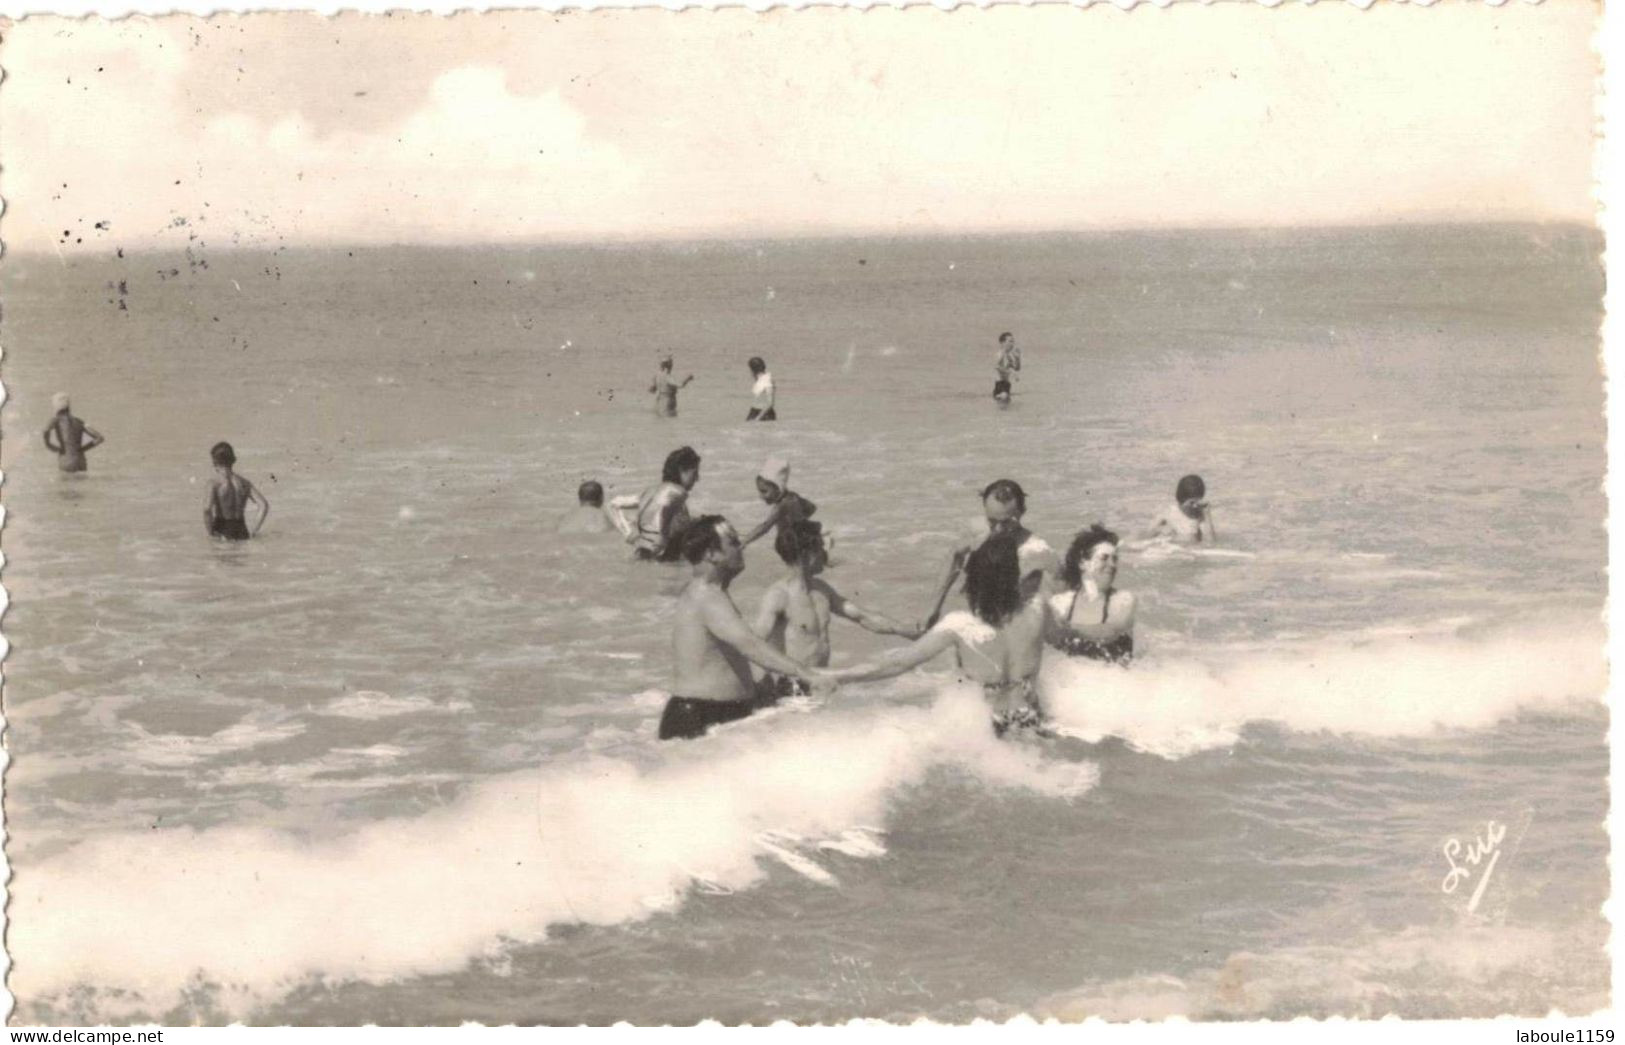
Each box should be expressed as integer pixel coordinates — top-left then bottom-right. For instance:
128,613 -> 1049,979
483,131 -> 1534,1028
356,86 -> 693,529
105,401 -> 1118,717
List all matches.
993,332 -> 1021,402
556,480 -> 615,535
1050,524 -> 1136,665
741,456 -> 817,547
42,393 -> 105,473
650,352 -> 694,418
746,356 -> 777,421
662,515 -> 833,740
1142,474 -> 1217,544
203,441 -> 270,541
610,445 -> 701,561
753,519 -> 918,697
830,531 -> 1081,737
922,478 -> 1058,630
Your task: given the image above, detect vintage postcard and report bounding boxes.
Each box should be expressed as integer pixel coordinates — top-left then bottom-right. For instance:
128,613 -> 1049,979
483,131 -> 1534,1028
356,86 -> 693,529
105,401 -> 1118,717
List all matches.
0,1 -> 1608,1027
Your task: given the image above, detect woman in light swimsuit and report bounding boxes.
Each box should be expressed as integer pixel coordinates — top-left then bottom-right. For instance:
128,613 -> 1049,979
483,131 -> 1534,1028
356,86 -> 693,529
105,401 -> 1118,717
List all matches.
829,531 -> 1082,737
1050,524 -> 1136,665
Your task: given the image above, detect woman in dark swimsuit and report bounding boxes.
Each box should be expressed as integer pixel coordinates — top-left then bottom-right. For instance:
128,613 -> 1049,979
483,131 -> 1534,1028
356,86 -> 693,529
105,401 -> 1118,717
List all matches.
1050,524 -> 1136,665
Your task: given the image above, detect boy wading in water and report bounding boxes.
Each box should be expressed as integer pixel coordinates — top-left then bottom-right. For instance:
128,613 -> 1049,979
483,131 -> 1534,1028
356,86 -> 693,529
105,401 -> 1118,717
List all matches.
203,442 -> 270,540
993,332 -> 1021,402
42,393 -> 105,473
753,519 -> 918,697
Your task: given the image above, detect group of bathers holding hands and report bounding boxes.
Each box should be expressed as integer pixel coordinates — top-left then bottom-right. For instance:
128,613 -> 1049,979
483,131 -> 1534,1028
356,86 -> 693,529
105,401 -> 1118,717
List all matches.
559,445 -> 1218,742
42,393 -> 271,541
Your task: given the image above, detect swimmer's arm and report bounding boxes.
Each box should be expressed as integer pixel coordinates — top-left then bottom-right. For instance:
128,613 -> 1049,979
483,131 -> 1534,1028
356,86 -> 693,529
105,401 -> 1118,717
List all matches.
703,596 -> 811,681
827,629 -> 956,684
41,422 -> 61,452
247,481 -> 270,536
82,426 -> 105,451
202,480 -> 218,530
680,374 -> 694,388
822,584 -> 919,638
741,502 -> 784,546
1201,508 -> 1217,543
922,544 -> 971,629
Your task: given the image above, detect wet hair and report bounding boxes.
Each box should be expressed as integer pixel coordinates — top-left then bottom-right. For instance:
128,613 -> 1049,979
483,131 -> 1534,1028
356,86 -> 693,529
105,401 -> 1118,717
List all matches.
775,518 -> 825,565
998,332 -> 1014,345
1176,474 -> 1206,502
748,356 -> 766,375
577,481 -> 604,507
980,478 -> 1027,517
662,445 -> 702,484
1062,524 -> 1120,591
680,514 -> 729,564
210,441 -> 237,468
964,531 -> 1025,627
659,357 -> 674,371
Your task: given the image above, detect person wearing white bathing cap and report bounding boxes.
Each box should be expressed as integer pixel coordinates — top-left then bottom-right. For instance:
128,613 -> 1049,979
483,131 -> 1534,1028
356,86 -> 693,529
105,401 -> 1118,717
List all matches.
742,454 -> 818,547
41,392 -> 105,473
920,478 -> 1057,630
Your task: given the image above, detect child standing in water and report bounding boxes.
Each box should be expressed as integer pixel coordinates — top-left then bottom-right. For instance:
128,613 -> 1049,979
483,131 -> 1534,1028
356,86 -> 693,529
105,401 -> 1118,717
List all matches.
650,353 -> 694,418
41,393 -> 105,473
203,442 -> 270,540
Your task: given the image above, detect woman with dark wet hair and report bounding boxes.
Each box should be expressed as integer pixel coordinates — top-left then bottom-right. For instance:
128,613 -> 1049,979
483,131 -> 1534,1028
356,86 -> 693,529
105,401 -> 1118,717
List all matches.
829,531 -> 1084,737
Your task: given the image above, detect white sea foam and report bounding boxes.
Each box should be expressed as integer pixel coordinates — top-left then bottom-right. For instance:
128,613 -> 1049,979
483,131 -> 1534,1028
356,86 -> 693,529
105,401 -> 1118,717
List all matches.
11,686 -> 1094,1019
317,691 -> 472,720
1040,616 -> 1606,759
1034,923 -> 1603,1019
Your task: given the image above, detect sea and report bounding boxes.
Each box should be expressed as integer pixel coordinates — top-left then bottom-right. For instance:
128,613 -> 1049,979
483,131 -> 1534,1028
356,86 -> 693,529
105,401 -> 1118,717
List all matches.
0,224 -> 1608,1024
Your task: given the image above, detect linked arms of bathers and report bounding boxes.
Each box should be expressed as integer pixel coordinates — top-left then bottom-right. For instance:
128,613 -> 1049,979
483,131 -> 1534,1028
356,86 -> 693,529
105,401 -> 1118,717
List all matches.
826,629 -> 956,685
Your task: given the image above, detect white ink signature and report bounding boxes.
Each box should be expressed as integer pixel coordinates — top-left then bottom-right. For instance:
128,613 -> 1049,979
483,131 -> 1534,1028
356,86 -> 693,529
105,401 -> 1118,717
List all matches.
1441,819 -> 1508,914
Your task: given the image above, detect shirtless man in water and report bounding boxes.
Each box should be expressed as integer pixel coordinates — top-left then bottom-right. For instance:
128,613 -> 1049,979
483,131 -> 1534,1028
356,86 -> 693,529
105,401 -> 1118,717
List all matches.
753,519 -> 917,696
555,480 -> 614,535
203,441 -> 270,540
922,478 -> 1057,629
993,332 -> 1021,402
1141,473 -> 1217,544
661,515 -> 833,740
650,353 -> 694,418
41,393 -> 105,473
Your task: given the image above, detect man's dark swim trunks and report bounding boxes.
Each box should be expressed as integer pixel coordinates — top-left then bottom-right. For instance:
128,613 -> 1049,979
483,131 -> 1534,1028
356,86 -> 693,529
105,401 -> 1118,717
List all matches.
993,379 -> 1012,399
658,695 -> 761,740
746,407 -> 778,421
210,518 -> 251,541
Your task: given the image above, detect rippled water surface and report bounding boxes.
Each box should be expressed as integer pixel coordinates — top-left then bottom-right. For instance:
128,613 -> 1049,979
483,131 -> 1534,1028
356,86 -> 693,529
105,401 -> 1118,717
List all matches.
0,224 -> 1607,1022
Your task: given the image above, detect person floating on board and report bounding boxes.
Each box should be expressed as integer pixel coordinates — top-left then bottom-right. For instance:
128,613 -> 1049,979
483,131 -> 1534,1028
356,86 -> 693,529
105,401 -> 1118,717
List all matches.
921,479 -> 1058,630
660,515 -> 834,740
651,352 -> 694,418
610,445 -> 701,561
829,530 -> 1089,738
752,519 -> 919,698
741,455 -> 817,547
993,332 -> 1021,403
556,480 -> 615,535
42,393 -> 105,473
1141,473 -> 1217,544
203,441 -> 270,541
746,356 -> 776,421
1049,524 -> 1136,665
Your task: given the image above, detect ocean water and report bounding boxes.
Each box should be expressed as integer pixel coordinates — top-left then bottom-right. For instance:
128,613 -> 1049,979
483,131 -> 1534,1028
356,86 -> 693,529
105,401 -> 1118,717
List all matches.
0,224 -> 1607,1023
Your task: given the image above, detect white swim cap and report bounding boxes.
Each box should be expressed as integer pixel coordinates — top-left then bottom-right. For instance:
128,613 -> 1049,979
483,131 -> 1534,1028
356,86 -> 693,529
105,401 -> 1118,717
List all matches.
51,392 -> 70,412
758,456 -> 790,489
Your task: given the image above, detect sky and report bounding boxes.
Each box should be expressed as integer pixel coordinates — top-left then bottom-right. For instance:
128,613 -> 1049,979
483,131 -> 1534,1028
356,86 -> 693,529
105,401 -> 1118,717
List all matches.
0,2 -> 1602,250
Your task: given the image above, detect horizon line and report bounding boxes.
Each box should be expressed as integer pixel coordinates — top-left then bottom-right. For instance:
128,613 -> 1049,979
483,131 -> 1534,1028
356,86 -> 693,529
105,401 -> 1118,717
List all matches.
1,215 -> 1600,259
